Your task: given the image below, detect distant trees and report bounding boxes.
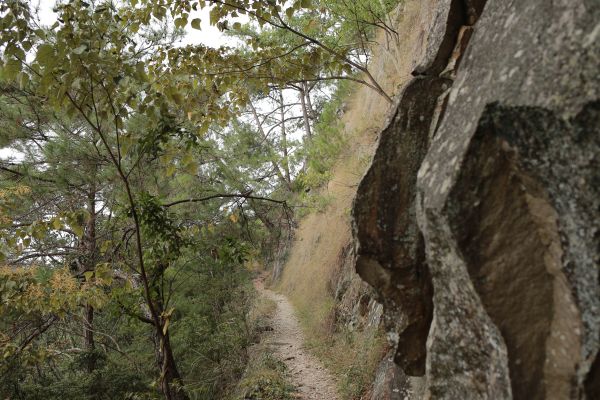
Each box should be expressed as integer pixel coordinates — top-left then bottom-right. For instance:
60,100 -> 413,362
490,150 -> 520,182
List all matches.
0,92 -> 107,373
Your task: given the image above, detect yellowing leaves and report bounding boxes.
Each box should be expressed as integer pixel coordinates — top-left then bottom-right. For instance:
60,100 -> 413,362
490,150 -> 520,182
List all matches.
94,263 -> 114,286
166,163 -> 177,177
50,268 -> 78,292
70,222 -> 84,238
120,134 -> 135,156
162,150 -> 199,177
99,240 -> 113,254
0,185 -> 30,226
51,218 -> 62,230
0,184 -> 30,198
0,266 -> 109,317
181,152 -> 194,165
184,161 -> 198,175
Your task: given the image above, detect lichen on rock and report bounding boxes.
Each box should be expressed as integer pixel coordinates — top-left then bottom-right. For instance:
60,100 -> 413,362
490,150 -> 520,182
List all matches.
353,0 -> 599,398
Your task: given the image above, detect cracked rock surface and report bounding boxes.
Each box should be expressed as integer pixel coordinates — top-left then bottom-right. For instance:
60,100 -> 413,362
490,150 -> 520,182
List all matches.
353,0 -> 599,399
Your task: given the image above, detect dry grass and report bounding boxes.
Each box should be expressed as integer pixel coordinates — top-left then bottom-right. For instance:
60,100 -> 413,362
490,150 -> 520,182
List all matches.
249,296 -> 278,325
274,1 -> 440,398
231,294 -> 295,400
247,295 -> 278,344
307,328 -> 387,399
232,351 -> 296,400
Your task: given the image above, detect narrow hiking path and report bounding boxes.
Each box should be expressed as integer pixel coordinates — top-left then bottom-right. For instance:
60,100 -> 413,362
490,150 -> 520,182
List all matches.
254,277 -> 340,400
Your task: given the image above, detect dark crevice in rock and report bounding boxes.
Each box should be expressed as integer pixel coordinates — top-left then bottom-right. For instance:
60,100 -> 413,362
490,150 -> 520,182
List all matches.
353,76 -> 450,377
585,351 -> 600,400
412,0 -> 466,76
331,242 -> 382,332
413,0 -> 487,77
464,0 -> 487,24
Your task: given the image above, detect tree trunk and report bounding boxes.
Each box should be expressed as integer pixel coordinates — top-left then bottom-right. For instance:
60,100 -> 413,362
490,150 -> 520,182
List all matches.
248,99 -> 293,191
304,82 -> 317,121
299,85 -> 312,141
83,304 -> 95,372
158,331 -> 189,400
83,186 -> 97,373
152,295 -> 189,400
278,88 -> 291,184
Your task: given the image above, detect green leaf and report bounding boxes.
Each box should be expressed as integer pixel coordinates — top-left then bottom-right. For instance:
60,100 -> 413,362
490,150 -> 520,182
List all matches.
72,223 -> 84,238
2,58 -> 22,80
31,224 -> 46,240
34,267 -> 53,284
171,92 -> 183,105
166,164 -> 176,177
100,240 -> 112,254
184,161 -> 198,175
34,29 -> 46,39
17,71 -> 29,89
51,218 -> 62,230
285,7 -> 294,19
191,18 -> 201,30
35,44 -> 54,64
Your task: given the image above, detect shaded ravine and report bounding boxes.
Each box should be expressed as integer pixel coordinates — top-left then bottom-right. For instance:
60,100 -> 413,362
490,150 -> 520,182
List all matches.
254,278 -> 339,400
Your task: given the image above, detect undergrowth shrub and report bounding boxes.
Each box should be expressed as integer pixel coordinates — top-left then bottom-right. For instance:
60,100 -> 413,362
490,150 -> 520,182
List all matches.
299,304 -> 386,400
233,353 -> 296,400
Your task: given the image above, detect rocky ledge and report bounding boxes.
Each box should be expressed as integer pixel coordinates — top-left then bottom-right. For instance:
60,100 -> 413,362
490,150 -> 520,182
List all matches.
353,0 -> 599,398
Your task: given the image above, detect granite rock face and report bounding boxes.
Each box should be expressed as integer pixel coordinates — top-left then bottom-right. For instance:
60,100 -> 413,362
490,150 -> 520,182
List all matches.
332,243 -> 383,332
353,0 -> 599,398
371,350 -> 424,400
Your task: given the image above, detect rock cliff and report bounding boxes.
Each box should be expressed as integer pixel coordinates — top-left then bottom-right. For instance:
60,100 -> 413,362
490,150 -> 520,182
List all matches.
353,1 -> 599,399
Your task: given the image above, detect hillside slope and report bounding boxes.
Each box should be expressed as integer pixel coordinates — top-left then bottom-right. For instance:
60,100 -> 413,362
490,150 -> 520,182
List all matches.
276,0 -> 599,399
274,1 -> 448,398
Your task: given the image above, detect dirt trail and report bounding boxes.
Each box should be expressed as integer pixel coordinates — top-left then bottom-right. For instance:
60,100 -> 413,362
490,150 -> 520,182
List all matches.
254,278 -> 339,400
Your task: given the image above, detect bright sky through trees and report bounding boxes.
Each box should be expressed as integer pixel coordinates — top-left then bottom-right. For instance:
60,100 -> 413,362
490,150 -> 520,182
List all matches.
0,0 -> 237,159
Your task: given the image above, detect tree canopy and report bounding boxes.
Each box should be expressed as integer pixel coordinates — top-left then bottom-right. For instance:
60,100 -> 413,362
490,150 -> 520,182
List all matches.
0,0 -> 399,398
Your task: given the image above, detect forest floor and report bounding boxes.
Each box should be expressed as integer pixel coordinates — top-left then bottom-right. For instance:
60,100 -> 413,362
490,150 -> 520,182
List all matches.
254,276 -> 340,400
